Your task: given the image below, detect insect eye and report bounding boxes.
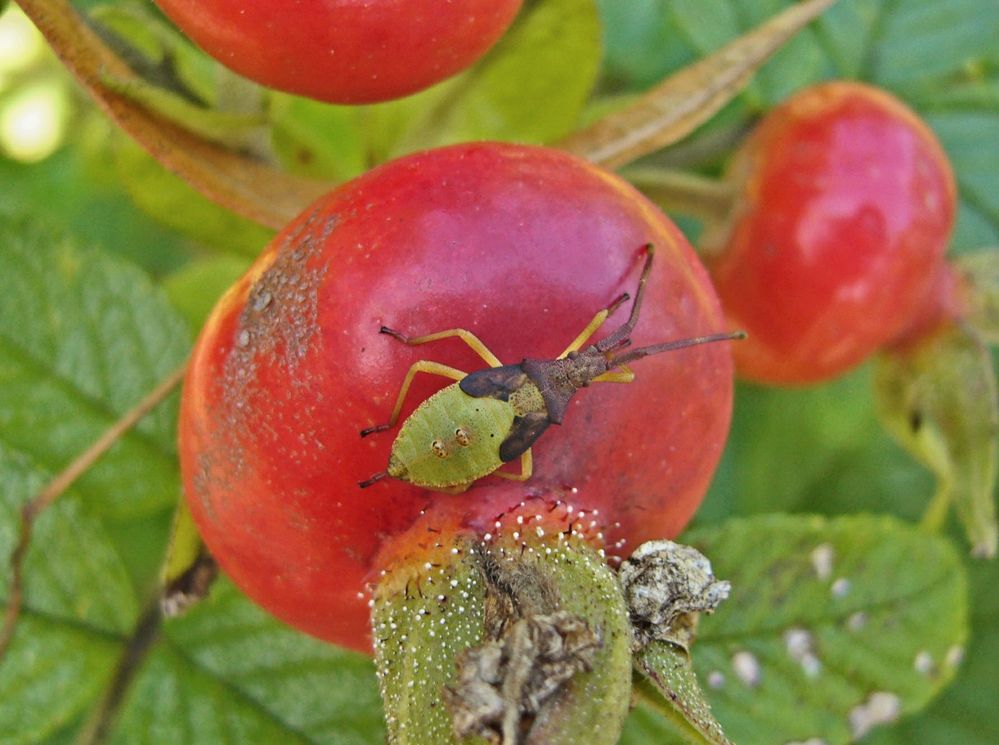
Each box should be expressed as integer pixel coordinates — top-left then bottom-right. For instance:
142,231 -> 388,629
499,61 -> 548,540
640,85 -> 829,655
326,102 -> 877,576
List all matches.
431,439 -> 448,458
454,427 -> 471,447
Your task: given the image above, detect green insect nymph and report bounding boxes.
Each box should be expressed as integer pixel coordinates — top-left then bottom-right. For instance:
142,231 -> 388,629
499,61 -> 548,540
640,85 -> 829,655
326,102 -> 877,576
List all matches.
359,245 -> 744,492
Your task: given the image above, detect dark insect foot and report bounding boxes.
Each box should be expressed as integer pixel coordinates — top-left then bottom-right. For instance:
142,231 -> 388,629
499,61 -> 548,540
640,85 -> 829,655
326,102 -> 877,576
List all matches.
359,472 -> 387,488
607,292 -> 630,315
379,326 -> 405,339
360,424 -> 390,437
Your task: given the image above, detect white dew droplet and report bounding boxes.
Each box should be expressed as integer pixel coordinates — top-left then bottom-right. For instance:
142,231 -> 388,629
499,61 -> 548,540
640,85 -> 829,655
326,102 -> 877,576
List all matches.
810,543 -> 835,581
945,645 -> 965,668
846,611 -> 867,632
848,691 -> 902,739
731,650 -> 762,687
831,578 -> 851,598
784,628 -> 822,678
707,670 -> 726,689
784,628 -> 812,657
914,650 -> 935,676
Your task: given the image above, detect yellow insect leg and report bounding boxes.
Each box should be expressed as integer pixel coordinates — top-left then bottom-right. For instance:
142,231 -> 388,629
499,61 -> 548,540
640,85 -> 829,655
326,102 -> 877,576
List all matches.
491,448 -> 533,482
592,365 -> 635,384
558,293 -> 630,358
382,327 -> 503,367
361,360 -> 467,436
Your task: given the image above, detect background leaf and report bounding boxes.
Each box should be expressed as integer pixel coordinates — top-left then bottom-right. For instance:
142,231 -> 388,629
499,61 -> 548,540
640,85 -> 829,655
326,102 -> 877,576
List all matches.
112,580 -> 383,745
864,556 -> 999,745
0,212 -> 189,520
0,446 -> 134,744
626,515 -> 968,745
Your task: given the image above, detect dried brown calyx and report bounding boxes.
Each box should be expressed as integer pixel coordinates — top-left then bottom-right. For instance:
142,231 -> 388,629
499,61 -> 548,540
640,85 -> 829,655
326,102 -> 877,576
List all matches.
618,540 -> 731,650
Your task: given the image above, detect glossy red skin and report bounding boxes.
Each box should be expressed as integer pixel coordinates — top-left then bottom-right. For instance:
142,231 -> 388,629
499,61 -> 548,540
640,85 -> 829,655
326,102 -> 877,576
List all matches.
704,81 -> 956,385
180,143 -> 733,652
153,0 -> 522,104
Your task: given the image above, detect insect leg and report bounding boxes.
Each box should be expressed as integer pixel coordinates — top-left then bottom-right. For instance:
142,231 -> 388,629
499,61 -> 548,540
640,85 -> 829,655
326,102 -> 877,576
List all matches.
490,448 -> 533,482
360,361 -> 467,436
380,327 -> 503,367
591,364 -> 635,384
557,292 -> 631,358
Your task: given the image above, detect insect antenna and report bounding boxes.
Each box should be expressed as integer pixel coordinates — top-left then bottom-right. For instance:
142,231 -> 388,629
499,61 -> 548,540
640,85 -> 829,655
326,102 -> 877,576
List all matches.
609,331 -> 747,368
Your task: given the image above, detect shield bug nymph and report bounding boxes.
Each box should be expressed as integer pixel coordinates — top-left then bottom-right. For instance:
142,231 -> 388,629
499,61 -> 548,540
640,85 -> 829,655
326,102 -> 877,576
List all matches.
359,245 -> 744,492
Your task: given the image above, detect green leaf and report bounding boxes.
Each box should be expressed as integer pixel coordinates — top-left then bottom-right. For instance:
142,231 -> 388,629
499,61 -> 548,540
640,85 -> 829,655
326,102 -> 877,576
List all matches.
863,555 -> 999,745
0,445 -> 136,744
371,0 -> 602,158
926,111 -> 999,252
656,515 -> 969,745
114,138 -> 274,256
875,325 -> 998,558
269,95 -> 367,181
0,212 -> 188,519
162,254 -> 252,330
700,371 -> 884,520
110,579 -> 384,745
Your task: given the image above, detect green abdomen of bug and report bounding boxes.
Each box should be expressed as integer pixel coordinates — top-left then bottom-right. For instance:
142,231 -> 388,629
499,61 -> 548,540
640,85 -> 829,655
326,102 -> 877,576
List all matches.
387,382 -> 516,490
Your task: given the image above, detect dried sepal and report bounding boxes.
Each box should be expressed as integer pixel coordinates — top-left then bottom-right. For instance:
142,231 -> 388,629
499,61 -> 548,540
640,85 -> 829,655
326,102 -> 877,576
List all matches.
445,611 -> 601,744
618,540 -> 730,650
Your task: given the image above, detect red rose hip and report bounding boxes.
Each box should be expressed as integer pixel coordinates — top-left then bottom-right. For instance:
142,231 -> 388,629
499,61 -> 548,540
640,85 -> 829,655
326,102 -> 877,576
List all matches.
703,81 -> 956,385
152,0 -> 523,104
179,143 -> 734,652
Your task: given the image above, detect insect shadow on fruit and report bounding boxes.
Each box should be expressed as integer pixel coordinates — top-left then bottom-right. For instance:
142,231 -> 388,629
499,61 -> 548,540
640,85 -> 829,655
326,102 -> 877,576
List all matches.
359,245 -> 746,492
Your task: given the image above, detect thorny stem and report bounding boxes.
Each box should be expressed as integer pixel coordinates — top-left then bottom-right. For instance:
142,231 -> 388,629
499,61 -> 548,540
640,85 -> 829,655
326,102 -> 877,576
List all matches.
0,363 -> 187,662
623,167 -> 736,225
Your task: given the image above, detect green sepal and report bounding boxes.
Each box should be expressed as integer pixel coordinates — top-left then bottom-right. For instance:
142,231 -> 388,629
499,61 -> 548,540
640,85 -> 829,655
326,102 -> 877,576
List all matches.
99,72 -> 269,150
89,2 -> 217,106
875,323 -> 998,557
371,534 -> 632,745
159,496 -> 217,617
90,3 -> 270,152
635,643 -> 733,745
956,249 -> 999,344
